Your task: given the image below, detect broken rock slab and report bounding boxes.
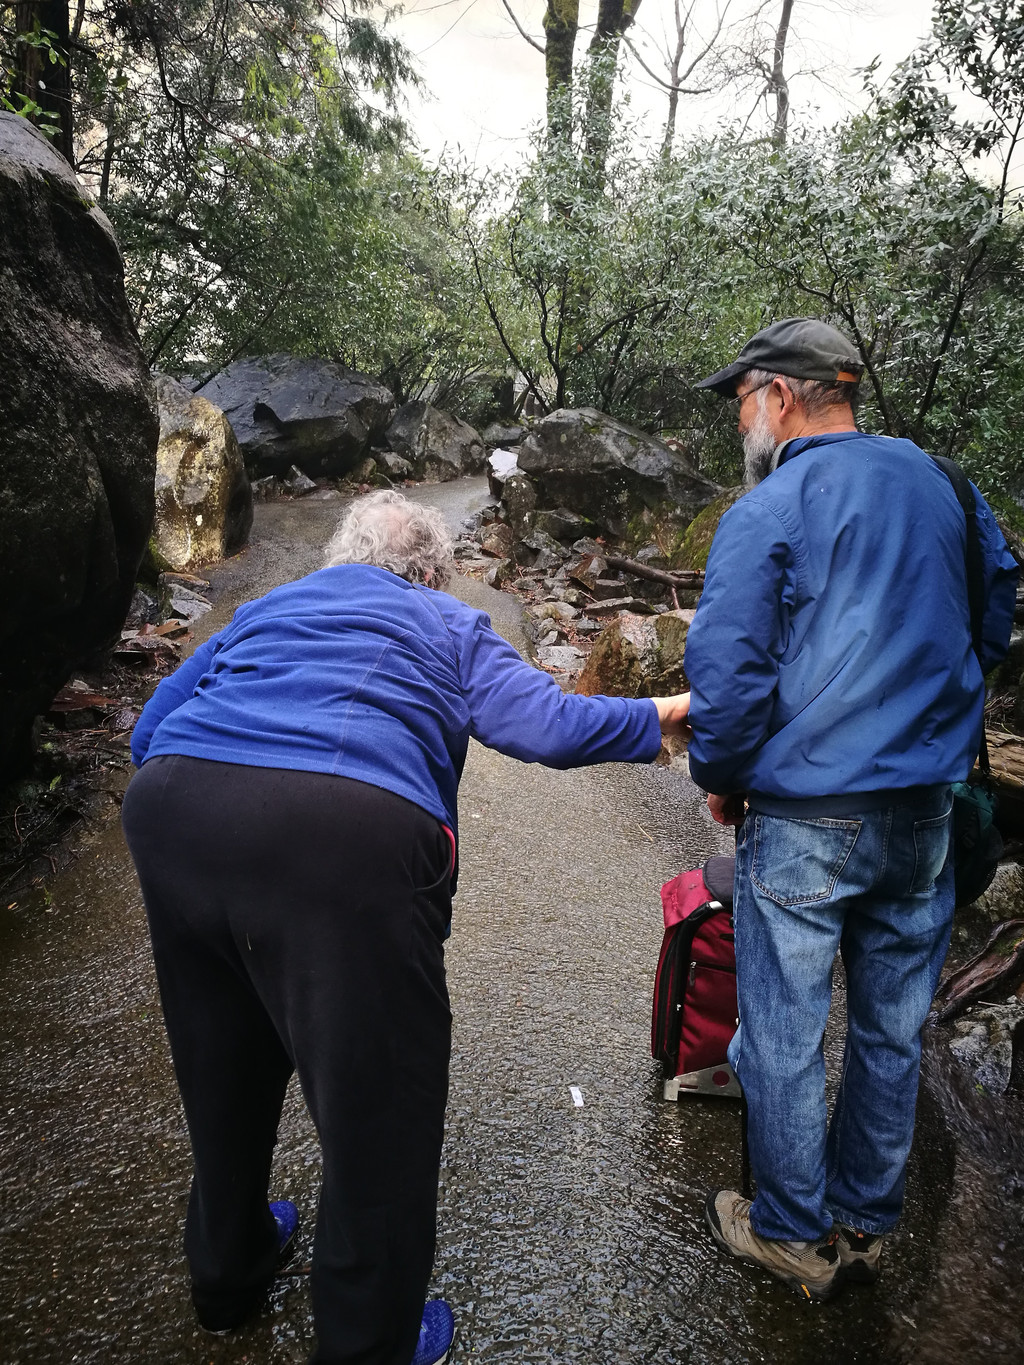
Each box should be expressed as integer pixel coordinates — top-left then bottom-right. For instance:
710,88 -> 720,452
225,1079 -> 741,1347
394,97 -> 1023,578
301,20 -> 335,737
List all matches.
575,610 -> 693,698
537,645 -> 584,671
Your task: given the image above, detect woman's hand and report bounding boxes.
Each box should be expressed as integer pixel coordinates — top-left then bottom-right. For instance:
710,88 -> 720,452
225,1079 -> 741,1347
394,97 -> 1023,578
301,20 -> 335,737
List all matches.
652,692 -> 692,739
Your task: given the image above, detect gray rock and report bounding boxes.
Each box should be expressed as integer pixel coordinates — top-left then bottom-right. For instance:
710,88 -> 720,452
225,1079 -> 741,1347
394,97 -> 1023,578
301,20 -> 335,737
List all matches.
198,355 -> 394,479
283,465 -> 318,495
482,423 -> 526,446
558,587 -> 587,607
534,507 -> 594,543
149,374 -> 253,572
519,529 -> 568,560
126,587 -> 161,629
537,645 -> 584,671
0,114 -> 158,777
572,537 -> 605,556
386,401 -> 485,482
972,862 -> 1024,928
167,585 -> 213,622
346,456 -> 377,484
378,451 -> 414,480
484,558 -> 513,589
527,601 -> 579,623
502,473 -> 538,539
517,408 -> 720,539
949,1000 -> 1024,1095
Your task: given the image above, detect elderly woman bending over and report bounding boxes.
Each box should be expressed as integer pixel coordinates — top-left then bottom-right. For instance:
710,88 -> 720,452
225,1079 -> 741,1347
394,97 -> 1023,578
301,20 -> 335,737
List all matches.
122,491 -> 690,1365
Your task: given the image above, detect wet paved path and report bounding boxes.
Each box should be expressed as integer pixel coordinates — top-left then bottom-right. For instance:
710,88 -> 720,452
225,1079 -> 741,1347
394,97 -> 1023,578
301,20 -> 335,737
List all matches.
0,482 -> 1018,1363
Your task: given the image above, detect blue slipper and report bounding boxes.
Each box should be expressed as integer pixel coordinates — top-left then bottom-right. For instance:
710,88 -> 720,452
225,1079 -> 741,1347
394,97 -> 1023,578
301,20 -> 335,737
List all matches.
412,1299 -> 455,1365
269,1199 -> 299,1263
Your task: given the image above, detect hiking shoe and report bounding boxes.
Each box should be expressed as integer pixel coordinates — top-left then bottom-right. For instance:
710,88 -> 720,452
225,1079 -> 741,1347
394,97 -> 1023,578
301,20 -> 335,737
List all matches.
198,1200 -> 301,1335
835,1225 -> 884,1284
704,1189 -> 839,1302
412,1299 -> 455,1365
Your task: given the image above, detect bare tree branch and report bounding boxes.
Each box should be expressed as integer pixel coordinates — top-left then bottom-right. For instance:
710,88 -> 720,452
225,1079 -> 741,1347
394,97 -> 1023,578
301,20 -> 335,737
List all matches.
499,0 -> 544,55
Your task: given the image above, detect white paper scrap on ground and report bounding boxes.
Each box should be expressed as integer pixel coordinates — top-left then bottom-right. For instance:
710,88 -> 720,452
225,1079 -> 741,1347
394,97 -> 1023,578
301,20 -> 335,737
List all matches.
569,1086 -> 584,1107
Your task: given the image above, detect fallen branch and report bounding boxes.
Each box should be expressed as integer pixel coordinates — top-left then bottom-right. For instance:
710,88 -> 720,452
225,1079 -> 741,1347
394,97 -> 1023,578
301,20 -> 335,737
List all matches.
933,919 -> 1024,1024
602,554 -> 705,591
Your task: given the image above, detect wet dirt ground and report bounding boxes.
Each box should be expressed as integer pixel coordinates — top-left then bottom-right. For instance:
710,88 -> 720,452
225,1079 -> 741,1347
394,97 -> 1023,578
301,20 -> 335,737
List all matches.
0,480 -> 1019,1364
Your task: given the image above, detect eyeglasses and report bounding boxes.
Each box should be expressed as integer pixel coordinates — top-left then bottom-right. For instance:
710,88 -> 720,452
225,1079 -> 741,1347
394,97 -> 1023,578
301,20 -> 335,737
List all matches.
728,379 -> 773,415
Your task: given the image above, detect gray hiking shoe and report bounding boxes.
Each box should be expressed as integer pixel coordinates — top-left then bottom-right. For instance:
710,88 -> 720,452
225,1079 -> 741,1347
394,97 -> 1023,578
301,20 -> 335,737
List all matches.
704,1189 -> 840,1302
835,1225 -> 884,1284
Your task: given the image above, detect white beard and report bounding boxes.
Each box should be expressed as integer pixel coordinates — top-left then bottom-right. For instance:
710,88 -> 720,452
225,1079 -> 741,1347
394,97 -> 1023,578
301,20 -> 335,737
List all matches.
742,402 -> 777,487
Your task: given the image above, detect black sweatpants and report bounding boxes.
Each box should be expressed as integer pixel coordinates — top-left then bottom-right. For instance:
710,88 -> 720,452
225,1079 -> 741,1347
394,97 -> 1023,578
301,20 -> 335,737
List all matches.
121,756 -> 453,1365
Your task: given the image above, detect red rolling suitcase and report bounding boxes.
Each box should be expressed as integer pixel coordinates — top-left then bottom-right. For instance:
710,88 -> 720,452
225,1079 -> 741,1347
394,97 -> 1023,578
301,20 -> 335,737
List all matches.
651,854 -> 741,1101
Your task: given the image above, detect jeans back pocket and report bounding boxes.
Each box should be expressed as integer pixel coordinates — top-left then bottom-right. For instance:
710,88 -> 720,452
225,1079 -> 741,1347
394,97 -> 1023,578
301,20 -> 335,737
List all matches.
751,814 -> 861,907
910,804 -> 952,894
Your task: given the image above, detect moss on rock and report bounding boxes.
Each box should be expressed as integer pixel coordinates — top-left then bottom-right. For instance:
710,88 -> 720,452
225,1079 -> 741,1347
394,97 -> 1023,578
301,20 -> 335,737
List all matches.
677,485 -> 746,571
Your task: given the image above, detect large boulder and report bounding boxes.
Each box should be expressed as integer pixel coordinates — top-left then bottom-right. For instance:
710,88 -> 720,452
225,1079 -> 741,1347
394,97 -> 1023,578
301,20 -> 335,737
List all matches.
575,610 -> 693,699
149,374 -> 253,572
0,114 -> 158,778
197,355 -> 394,479
385,402 -> 486,482
516,409 -> 720,541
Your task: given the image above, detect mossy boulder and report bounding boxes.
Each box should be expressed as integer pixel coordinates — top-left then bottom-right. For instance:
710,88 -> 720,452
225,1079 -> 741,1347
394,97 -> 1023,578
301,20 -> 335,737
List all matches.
676,485 -> 747,571
149,374 -> 253,572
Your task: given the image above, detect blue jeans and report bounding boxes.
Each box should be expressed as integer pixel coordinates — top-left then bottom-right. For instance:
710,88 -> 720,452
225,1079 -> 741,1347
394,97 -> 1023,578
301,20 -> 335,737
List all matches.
728,788 -> 954,1241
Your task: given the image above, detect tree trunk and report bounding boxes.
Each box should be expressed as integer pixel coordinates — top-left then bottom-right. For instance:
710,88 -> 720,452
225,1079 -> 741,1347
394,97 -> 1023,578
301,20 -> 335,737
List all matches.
769,0 -> 794,149
543,0 -> 580,142
11,2 -> 73,163
583,0 -> 643,181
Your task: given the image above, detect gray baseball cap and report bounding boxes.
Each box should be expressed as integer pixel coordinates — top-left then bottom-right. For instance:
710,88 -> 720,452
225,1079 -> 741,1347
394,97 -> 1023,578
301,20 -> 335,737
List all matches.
696,317 -> 864,397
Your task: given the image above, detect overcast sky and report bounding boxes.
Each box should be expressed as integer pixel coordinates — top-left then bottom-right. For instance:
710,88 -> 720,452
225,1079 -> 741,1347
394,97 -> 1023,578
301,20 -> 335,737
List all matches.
384,0 -> 938,168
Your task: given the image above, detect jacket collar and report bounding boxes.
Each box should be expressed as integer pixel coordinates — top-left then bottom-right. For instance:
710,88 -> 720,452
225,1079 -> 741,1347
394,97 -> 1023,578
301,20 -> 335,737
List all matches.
773,429 -> 863,470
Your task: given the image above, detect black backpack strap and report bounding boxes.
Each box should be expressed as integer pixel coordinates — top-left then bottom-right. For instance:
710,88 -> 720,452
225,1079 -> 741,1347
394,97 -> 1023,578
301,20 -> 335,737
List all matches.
661,900 -> 724,1074
930,454 -> 990,774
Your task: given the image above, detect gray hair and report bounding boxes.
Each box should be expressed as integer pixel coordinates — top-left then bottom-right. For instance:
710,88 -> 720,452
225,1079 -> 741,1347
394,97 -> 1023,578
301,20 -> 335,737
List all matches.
745,367 -> 861,415
325,490 -> 455,588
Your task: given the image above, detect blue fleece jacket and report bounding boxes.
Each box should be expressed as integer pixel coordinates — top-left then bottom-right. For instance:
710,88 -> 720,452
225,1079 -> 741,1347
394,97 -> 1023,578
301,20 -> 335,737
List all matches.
684,432 -> 1018,803
131,564 -> 662,836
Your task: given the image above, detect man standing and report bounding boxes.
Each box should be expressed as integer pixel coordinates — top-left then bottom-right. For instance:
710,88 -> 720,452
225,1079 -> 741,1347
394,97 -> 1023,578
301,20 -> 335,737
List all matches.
683,318 -> 1018,1300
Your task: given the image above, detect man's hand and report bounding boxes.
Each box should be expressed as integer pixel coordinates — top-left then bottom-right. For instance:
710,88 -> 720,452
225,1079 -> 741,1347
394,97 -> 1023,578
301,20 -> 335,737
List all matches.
708,791 -> 746,825
652,692 -> 692,739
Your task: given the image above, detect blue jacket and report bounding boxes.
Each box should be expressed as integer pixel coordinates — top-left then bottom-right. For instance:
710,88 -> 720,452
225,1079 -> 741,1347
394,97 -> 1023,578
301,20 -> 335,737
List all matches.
685,432 -> 1018,804
131,564 -> 662,837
